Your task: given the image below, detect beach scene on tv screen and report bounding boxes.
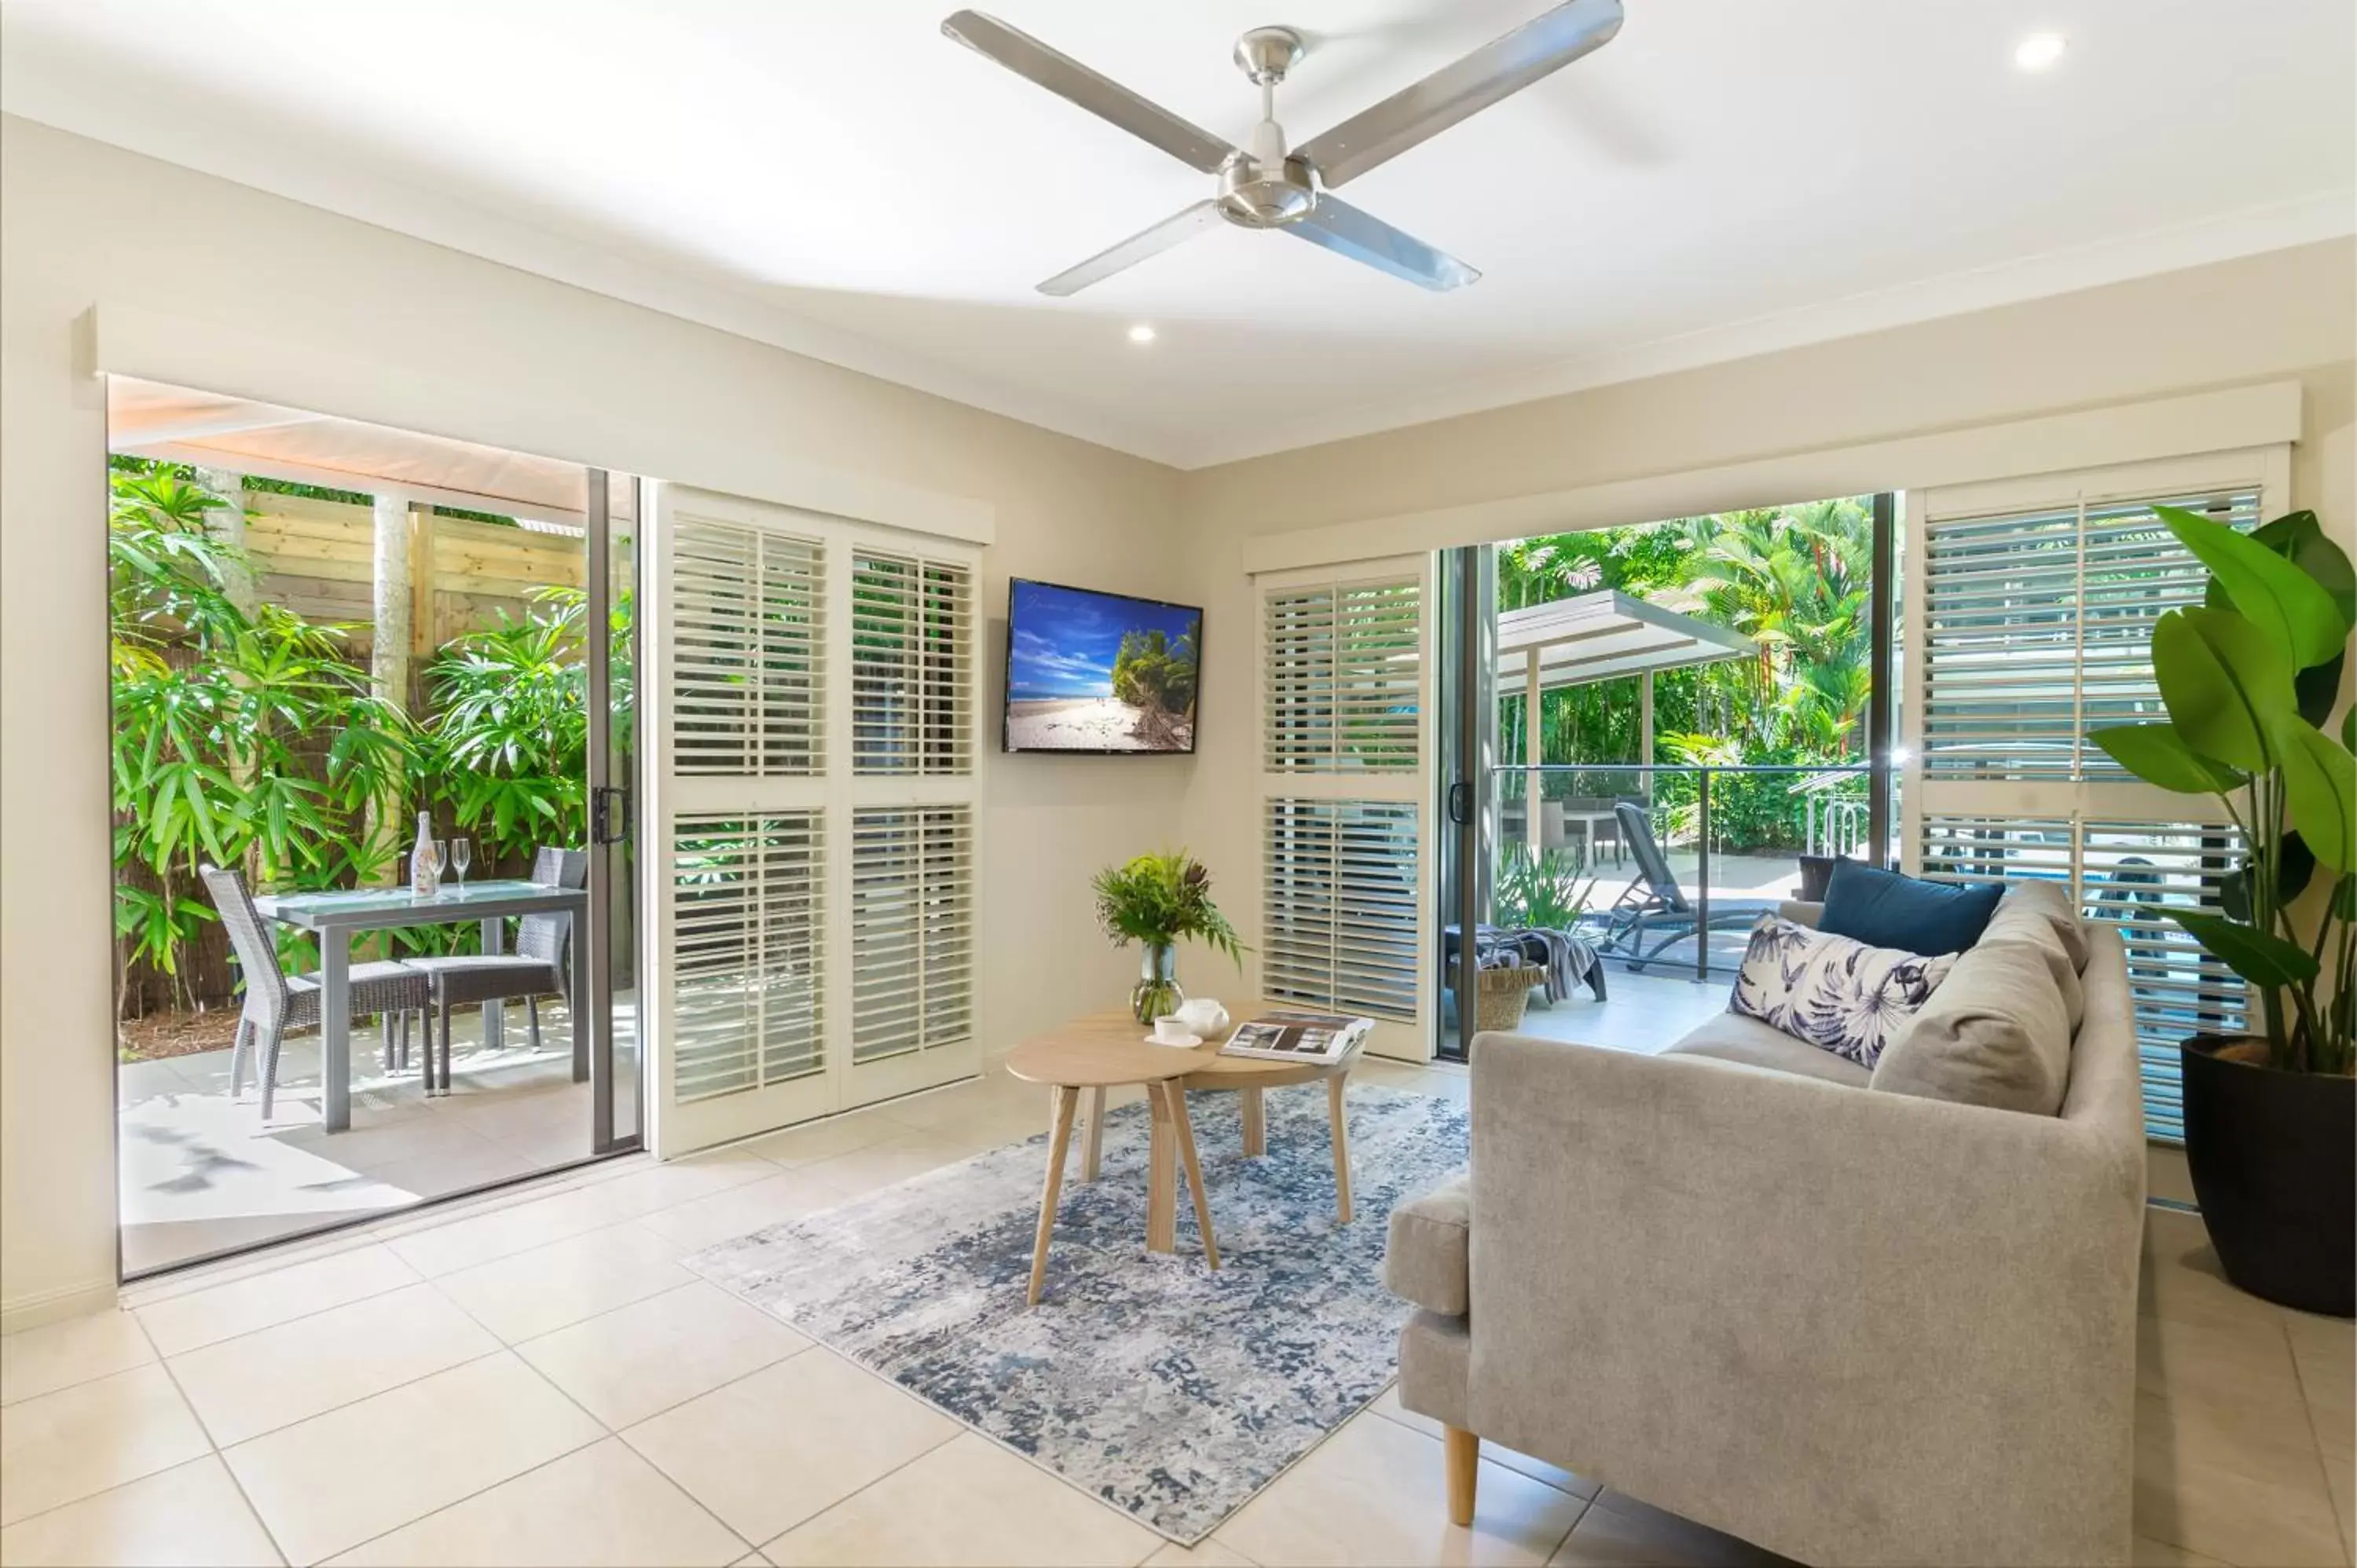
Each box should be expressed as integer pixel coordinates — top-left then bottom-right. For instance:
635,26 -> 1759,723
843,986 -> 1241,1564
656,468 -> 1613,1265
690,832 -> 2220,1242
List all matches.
1006,581 -> 1200,752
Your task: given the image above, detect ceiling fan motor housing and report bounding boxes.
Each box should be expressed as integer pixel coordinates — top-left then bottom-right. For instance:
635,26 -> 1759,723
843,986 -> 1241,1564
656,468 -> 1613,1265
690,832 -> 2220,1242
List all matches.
1218,152 -> 1317,226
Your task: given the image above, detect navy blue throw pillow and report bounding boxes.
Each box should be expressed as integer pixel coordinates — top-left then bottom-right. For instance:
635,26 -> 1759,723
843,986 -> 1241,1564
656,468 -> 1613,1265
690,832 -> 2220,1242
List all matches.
1817,859 -> 2002,957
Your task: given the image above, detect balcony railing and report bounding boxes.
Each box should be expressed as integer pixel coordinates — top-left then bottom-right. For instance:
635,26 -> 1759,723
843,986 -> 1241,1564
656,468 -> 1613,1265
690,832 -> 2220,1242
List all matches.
1486,763 -> 1875,978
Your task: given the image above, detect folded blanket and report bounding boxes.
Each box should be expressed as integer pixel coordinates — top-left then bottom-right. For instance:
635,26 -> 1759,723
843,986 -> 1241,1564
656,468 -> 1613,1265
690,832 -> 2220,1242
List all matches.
1474,925 -> 1603,1002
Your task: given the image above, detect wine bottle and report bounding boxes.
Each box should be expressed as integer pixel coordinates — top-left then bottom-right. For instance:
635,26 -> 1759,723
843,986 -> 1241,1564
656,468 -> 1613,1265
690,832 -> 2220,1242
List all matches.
411,811 -> 438,897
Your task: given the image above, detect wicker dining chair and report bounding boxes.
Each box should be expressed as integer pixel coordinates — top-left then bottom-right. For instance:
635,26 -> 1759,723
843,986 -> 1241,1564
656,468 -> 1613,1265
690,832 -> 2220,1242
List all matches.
404,846 -> 586,1091
198,863 -> 434,1120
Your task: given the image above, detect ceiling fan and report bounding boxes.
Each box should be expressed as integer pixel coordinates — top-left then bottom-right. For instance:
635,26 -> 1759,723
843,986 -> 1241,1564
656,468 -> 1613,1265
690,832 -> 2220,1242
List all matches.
941,0 -> 1623,296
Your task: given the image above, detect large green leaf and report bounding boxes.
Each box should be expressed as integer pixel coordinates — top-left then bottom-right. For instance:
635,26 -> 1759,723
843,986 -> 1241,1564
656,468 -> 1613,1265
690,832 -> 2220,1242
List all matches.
2273,714 -> 2357,874
2209,511 -> 2357,628
2173,910 -> 2322,987
2088,723 -> 2242,793
2220,832 -> 2316,921
2151,606 -> 2295,771
2164,504 -> 2347,669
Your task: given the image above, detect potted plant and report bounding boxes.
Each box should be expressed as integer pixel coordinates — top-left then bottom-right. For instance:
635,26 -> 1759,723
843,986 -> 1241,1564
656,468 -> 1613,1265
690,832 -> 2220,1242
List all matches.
1091,850 -> 1244,1024
2089,505 -> 2355,1316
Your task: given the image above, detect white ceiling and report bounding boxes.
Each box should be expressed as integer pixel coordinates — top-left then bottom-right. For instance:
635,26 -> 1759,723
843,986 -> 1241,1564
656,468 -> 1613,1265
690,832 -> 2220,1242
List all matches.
5,1 -> 2352,468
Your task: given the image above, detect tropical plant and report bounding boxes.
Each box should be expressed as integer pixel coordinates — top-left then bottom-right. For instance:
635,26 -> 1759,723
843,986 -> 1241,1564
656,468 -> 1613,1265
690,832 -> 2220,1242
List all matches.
422,587 -> 593,864
1110,625 -> 1199,748
1493,845 -> 1595,931
1090,849 -> 1243,961
109,470 -> 420,1013
2088,507 -> 2355,1075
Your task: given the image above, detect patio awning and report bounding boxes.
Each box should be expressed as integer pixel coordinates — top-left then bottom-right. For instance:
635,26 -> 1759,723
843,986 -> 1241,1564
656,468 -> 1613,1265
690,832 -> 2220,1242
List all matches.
104,377 -> 629,526
1495,589 -> 1755,688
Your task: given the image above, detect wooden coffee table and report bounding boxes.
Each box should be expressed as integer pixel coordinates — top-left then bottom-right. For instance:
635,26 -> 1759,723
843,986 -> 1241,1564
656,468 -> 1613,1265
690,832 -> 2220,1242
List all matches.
1003,998 -> 1363,1305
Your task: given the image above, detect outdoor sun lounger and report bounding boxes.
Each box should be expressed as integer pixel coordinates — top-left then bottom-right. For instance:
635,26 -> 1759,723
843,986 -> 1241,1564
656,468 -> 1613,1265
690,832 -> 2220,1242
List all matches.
1593,801 -> 1778,969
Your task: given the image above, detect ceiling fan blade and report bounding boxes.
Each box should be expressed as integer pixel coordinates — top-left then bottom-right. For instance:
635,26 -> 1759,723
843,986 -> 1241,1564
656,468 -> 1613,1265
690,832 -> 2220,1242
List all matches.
1294,0 -> 1624,189
1281,197 -> 1479,291
1039,200 -> 1225,296
943,11 -> 1238,174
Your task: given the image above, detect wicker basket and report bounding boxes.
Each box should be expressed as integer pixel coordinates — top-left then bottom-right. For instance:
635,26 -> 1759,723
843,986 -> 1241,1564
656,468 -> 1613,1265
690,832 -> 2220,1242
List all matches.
1474,965 -> 1547,1034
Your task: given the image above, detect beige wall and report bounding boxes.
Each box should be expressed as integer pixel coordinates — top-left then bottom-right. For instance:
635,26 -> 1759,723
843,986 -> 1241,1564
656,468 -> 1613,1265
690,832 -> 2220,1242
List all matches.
1176,241 -> 2356,1008
0,118 -> 1193,1324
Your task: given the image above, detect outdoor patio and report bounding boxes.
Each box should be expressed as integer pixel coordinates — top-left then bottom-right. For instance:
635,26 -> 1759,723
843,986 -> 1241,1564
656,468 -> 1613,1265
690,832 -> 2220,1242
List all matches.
116,999 -> 632,1275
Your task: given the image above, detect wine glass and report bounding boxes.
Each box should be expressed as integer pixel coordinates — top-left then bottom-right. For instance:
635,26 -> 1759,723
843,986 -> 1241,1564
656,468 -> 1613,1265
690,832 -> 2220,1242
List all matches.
427,840 -> 448,895
451,837 -> 472,891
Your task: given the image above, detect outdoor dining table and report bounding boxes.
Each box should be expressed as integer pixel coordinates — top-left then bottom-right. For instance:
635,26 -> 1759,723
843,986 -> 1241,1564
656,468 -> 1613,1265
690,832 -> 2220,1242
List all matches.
253,879 -> 589,1133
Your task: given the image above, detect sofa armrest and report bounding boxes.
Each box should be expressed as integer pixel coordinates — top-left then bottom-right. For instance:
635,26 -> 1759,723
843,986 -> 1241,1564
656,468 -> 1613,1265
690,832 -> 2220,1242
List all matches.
1464,1034 -> 2143,1566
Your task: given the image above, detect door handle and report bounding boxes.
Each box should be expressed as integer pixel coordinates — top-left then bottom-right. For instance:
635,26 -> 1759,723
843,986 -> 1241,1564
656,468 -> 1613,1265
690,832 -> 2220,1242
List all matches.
592,786 -> 633,845
1446,781 -> 1472,826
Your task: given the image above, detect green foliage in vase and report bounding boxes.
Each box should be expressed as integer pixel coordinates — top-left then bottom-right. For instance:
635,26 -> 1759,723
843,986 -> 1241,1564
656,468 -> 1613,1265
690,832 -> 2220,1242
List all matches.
1090,849 -> 1243,964
2088,507 -> 2355,1075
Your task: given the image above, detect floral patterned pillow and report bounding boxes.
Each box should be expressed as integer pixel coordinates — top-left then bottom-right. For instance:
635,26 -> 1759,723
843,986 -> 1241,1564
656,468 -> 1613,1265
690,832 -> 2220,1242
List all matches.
1728,915 -> 1958,1069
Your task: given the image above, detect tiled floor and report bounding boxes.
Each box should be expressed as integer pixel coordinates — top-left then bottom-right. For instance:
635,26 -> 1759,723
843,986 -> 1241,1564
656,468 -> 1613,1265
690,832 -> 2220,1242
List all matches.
9,1057 -> 2351,1567
118,1001 -> 638,1275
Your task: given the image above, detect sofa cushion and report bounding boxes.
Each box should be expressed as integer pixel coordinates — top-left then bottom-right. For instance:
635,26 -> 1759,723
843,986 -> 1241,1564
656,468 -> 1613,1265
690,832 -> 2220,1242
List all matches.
1666,1011 -> 1875,1086
1820,859 -> 2003,956
1728,916 -> 1958,1070
1978,885 -> 2088,1031
1384,1174 -> 1470,1316
1869,940 -> 2075,1116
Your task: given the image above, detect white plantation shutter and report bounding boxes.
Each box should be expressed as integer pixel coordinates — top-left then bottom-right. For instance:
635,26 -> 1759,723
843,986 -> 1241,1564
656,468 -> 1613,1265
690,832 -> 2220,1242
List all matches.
850,806 -> 975,1061
1919,487 -> 2260,781
671,519 -> 824,776
852,549 -> 975,775
1265,579 -> 1420,771
1257,562 -> 1431,1057
651,485 -> 983,1154
1904,452 -> 2283,1143
1263,799 -> 1420,1019
667,813 -> 824,1100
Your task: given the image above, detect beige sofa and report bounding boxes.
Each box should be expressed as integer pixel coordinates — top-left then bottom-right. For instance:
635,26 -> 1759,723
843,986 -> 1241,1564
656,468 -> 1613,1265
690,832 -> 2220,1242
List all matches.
1384,888 -> 2147,1566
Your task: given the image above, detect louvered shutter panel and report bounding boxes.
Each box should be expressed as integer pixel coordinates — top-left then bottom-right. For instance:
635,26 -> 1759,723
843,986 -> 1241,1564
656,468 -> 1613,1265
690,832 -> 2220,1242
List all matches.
1921,488 -> 2258,781
850,806 -> 975,1062
1263,799 -> 1420,1020
852,549 -> 975,775
672,520 -> 823,776
667,812 -> 823,1101
1264,578 -> 1420,771
1908,474 -> 2271,1143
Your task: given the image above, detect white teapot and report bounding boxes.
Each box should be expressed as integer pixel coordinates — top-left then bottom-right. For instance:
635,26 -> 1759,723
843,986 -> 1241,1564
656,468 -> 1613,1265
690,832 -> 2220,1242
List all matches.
1174,997 -> 1230,1039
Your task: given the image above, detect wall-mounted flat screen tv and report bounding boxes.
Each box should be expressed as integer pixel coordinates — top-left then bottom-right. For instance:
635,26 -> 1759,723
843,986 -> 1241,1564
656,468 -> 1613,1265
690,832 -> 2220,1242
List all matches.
1003,579 -> 1202,754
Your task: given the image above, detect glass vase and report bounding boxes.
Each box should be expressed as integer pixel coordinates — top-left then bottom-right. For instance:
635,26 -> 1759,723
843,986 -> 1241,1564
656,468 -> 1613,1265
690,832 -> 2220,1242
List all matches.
1132,942 -> 1183,1027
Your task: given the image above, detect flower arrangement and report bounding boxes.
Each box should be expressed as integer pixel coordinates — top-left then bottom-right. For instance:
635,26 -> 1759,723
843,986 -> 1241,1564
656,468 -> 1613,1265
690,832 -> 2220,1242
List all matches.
1090,850 -> 1243,1024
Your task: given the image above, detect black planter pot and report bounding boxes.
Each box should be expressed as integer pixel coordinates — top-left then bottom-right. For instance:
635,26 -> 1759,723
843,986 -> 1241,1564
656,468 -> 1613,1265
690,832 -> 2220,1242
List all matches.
2180,1035 -> 2355,1318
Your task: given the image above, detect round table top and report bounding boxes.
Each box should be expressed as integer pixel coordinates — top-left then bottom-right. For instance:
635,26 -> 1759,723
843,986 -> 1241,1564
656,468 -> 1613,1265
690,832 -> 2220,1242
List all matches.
1003,998 -> 1365,1091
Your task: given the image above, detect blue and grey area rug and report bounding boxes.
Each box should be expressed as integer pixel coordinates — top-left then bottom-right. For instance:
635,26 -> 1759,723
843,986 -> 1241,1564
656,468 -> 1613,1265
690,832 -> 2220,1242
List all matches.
687,1083 -> 1469,1544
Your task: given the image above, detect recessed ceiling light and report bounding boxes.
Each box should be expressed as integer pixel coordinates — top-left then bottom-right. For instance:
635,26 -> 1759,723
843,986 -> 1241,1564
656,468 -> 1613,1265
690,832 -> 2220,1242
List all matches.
2014,32 -> 2066,71
1127,324 -> 1157,344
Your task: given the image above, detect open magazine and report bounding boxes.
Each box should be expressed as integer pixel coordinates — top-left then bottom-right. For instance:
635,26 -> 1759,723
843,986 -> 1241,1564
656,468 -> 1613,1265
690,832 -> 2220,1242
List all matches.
1218,1010 -> 1375,1064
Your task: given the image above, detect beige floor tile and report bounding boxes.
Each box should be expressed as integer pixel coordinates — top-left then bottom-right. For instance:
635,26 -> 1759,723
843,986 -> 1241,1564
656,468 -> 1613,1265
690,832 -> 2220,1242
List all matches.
761,1432 -> 1157,1566
324,1437 -> 745,1566
739,1111 -> 912,1170
637,1171 -> 842,1255
1369,1387 -> 1600,1499
1144,1541 -> 1260,1566
167,1284 -> 498,1446
383,1186 -> 619,1279
797,1133 -> 973,1198
876,1075 -> 1035,1132
134,1245 -> 422,1358
2137,1313 -> 2308,1416
222,1352 -> 603,1566
437,1220 -> 695,1343
2289,1310 -> 2357,1442
578,1152 -> 786,1221
518,1282 -> 808,1428
0,1310 -> 156,1406
2138,1211 -> 2292,1334
1547,1493 -> 1784,1567
1218,1410 -> 1585,1566
0,1365 -> 213,1527
0,1455 -> 281,1567
623,1350 -> 957,1544
2131,1538 -> 2230,1568
2133,1436 -> 2348,1568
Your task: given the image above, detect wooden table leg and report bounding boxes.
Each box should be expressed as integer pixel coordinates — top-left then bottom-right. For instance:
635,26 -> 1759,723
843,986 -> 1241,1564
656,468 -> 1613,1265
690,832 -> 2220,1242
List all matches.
1240,1084 -> 1266,1157
1327,1073 -> 1354,1225
1080,1085 -> 1106,1182
1162,1083 -> 1219,1270
1028,1085 -> 1079,1306
1146,1082 -> 1177,1253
